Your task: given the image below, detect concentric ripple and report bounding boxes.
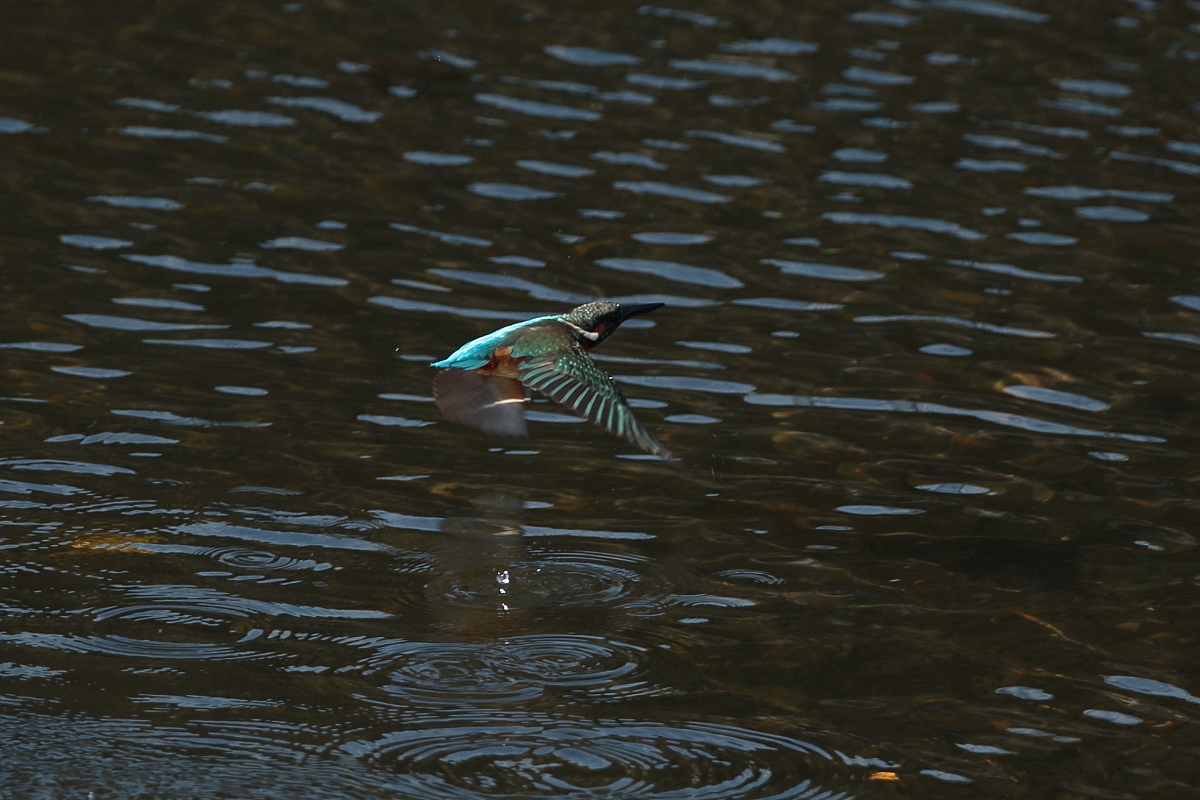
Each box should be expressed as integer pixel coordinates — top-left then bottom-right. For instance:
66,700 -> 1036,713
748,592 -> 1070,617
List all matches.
208,546 -> 333,572
362,634 -> 651,706
74,595 -> 272,661
378,642 -> 543,705
0,630 -> 262,662
498,634 -> 644,689
338,712 -> 858,799
51,583 -> 385,662
425,552 -> 664,611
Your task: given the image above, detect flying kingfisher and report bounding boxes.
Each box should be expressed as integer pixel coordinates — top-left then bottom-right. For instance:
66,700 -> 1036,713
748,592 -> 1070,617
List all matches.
430,301 -> 671,459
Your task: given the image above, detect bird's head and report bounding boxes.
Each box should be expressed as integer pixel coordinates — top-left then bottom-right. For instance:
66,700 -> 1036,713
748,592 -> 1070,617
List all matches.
559,301 -> 664,347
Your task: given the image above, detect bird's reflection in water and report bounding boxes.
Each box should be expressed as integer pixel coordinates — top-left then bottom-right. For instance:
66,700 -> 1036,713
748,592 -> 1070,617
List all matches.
420,490 -> 533,639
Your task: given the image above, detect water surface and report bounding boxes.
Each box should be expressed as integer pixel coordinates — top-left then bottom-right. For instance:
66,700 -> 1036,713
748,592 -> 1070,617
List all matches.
2,1 -> 1200,797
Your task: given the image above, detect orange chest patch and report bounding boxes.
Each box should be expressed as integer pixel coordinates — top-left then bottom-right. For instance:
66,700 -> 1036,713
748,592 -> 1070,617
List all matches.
481,347 -> 522,379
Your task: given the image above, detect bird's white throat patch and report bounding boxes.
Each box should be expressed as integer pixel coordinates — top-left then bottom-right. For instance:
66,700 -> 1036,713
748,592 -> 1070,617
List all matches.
560,318 -> 600,341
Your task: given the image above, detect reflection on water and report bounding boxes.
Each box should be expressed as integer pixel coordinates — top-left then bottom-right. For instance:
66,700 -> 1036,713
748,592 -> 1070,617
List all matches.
2,0 -> 1200,797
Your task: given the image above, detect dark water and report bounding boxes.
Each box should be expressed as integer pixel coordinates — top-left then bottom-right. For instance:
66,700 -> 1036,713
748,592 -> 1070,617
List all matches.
2,1 -> 1199,797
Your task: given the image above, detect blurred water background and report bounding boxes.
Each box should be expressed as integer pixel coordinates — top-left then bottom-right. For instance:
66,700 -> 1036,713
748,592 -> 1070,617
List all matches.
2,1 -> 1199,797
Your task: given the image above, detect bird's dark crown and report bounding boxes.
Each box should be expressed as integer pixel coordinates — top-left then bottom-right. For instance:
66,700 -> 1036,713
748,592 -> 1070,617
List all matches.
559,301 -> 663,346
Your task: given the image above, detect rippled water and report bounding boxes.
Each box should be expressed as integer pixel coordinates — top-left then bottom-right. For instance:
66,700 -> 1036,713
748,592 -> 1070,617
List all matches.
2,1 -> 1200,797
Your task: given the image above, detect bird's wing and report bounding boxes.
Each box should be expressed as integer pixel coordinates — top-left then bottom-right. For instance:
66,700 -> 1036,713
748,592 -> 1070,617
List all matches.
433,369 -> 528,437
431,315 -> 558,370
517,343 -> 671,459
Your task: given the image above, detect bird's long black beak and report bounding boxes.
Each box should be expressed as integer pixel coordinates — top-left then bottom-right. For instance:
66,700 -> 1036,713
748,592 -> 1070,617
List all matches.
616,302 -> 665,322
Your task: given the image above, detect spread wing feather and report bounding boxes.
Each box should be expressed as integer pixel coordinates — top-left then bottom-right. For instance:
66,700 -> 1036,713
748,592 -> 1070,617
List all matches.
518,344 -> 670,459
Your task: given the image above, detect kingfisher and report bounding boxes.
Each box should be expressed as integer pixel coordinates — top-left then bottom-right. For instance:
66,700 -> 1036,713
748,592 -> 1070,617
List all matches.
430,301 -> 671,459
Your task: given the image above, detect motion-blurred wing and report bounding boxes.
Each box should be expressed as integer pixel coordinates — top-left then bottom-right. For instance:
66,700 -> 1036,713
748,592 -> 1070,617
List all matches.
518,344 -> 671,459
433,369 -> 528,437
